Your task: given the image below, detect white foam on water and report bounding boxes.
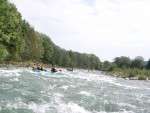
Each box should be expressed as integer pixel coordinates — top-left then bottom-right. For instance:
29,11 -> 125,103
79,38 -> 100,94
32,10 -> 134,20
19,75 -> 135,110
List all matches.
28,102 -> 49,113
6,98 -> 26,110
63,70 -> 148,92
51,93 -> 91,113
1,83 -> 13,90
111,82 -> 140,89
103,100 -> 109,104
41,72 -> 48,76
66,72 -> 117,85
116,102 -> 137,108
5,97 -> 50,113
0,68 -> 22,77
58,102 -> 91,113
54,93 -> 64,98
79,91 -> 92,97
1,68 -> 149,113
70,85 -> 76,88
10,77 -> 19,82
48,84 -> 57,90
96,110 -> 134,113
60,85 -> 68,90
145,88 -> 150,90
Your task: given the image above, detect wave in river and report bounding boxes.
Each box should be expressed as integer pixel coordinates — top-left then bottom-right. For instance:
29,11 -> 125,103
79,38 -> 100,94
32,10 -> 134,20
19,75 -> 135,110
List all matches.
0,68 -> 150,113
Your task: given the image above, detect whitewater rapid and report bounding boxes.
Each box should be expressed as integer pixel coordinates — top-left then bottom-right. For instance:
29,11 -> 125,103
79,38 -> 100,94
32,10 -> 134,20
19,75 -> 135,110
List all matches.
0,68 -> 150,113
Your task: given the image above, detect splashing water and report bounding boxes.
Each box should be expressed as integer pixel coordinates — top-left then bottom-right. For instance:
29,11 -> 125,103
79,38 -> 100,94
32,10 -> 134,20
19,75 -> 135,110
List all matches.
0,68 -> 150,113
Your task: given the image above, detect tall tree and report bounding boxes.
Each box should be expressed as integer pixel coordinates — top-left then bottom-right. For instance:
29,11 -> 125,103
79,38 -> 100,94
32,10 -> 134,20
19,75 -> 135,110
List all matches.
147,59 -> 150,69
0,0 -> 25,61
131,56 -> 144,69
41,34 -> 53,63
0,44 -> 8,63
114,56 -> 131,68
102,61 -> 111,71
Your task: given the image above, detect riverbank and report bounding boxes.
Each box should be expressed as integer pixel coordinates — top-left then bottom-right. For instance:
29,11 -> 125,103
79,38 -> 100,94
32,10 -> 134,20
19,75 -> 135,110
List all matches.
0,61 -> 52,69
106,68 -> 150,80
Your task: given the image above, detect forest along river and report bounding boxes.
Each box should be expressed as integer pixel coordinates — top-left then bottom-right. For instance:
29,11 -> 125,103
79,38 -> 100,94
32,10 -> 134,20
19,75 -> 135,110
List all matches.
0,68 -> 150,113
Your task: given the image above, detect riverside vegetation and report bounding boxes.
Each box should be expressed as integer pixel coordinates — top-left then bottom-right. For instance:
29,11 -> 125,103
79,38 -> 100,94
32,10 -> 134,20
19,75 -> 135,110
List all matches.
102,56 -> 150,80
0,0 -> 150,80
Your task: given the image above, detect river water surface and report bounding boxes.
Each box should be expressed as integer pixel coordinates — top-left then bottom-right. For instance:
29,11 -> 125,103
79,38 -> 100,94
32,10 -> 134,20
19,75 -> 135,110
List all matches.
0,68 -> 150,113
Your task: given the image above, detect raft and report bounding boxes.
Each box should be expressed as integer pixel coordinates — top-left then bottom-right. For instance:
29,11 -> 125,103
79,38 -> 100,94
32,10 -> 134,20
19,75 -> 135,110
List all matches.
33,69 -> 62,74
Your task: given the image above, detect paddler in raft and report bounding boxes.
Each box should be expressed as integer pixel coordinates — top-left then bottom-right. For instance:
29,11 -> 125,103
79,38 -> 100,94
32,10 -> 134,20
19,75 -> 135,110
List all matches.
32,63 -> 45,71
51,65 -> 62,73
32,63 -> 36,70
40,64 -> 45,71
51,65 -> 58,72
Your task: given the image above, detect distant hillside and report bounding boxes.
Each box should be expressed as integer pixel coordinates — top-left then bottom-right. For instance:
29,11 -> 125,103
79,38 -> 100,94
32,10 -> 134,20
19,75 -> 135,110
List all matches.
0,0 -> 102,70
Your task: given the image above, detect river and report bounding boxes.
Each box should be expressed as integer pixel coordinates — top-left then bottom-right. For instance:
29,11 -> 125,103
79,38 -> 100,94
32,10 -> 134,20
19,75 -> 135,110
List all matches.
0,68 -> 150,113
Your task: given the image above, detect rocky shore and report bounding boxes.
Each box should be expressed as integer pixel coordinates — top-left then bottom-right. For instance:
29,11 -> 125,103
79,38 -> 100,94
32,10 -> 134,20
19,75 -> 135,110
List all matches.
102,70 -> 150,81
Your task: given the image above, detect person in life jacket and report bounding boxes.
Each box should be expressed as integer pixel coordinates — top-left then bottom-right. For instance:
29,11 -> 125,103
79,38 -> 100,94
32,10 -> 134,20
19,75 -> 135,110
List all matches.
32,63 -> 36,70
51,65 -> 58,72
37,64 -> 41,70
40,64 -> 45,71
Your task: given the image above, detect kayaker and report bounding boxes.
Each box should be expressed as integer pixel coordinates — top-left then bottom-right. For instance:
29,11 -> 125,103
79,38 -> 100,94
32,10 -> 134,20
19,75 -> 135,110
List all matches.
51,65 -> 58,72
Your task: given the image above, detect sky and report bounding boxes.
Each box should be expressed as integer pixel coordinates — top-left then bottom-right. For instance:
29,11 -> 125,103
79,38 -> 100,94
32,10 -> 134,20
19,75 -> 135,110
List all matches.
10,0 -> 150,61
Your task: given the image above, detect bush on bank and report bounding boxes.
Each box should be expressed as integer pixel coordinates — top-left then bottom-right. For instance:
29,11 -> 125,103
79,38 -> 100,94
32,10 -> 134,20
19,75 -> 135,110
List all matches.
108,68 -> 150,80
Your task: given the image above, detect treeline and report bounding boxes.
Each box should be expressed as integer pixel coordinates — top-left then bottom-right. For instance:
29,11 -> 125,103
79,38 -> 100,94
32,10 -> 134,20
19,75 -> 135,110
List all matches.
103,56 -> 150,80
102,56 -> 150,71
0,0 -> 101,70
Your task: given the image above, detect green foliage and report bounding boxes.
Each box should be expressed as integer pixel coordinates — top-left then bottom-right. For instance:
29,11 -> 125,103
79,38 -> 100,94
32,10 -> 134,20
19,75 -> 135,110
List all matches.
51,45 -> 62,65
108,64 -> 117,71
128,69 -> 138,77
102,61 -> 112,71
131,56 -> 144,69
41,34 -> 53,63
61,50 -> 71,67
114,56 -> 131,68
109,68 -> 150,80
68,50 -> 77,67
0,44 -> 9,63
0,1 -> 25,61
22,23 -> 44,61
50,46 -> 102,70
146,59 -> 150,69
89,54 -> 101,70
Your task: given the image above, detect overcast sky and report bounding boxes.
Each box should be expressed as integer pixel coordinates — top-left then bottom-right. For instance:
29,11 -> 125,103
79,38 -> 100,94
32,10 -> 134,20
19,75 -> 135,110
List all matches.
10,0 -> 150,61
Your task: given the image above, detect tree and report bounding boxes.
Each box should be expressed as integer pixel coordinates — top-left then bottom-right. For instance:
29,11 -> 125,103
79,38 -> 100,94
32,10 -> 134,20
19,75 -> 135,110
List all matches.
51,45 -> 62,65
114,56 -> 131,68
102,61 -> 111,71
131,56 -> 144,69
0,1 -> 25,61
61,51 -> 71,67
0,44 -> 9,63
22,23 -> 44,61
89,54 -> 101,70
147,59 -> 150,69
68,50 -> 77,67
42,35 -> 53,62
